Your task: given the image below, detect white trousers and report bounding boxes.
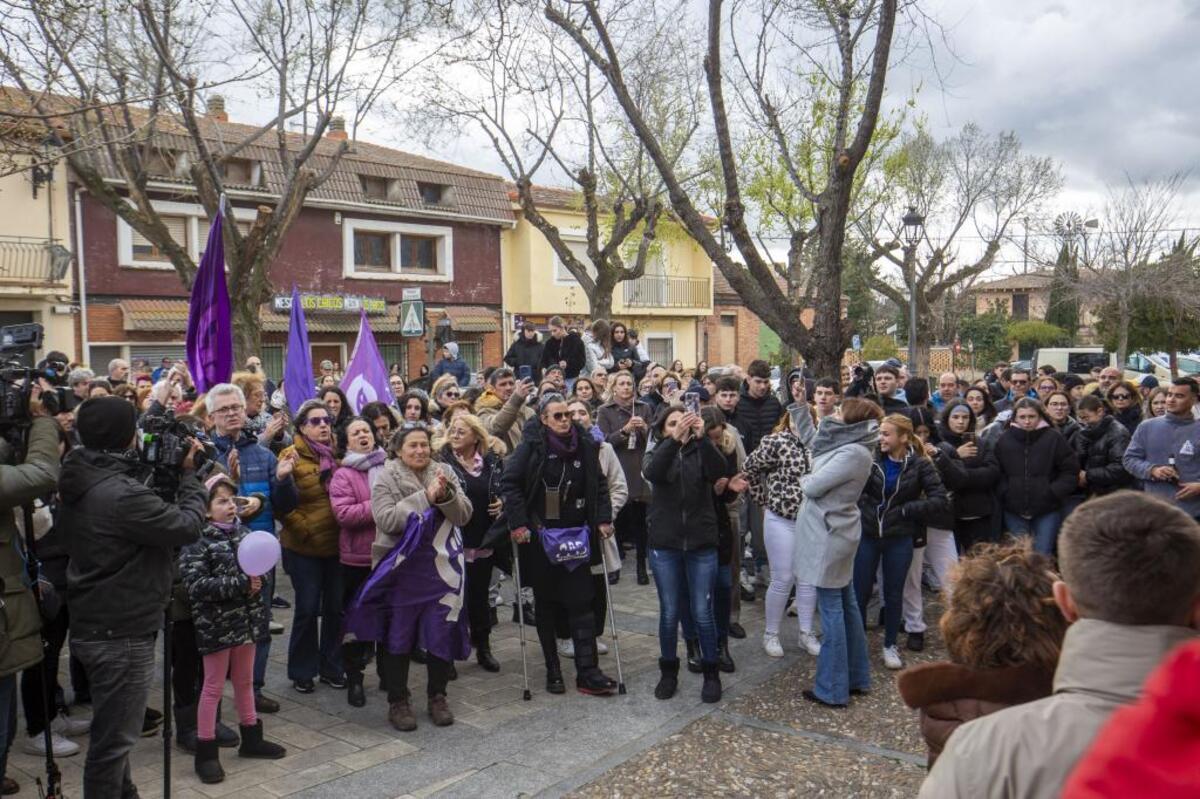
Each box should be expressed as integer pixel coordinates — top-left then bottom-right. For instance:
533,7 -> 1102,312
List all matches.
902,527 -> 958,634
763,509 -> 817,637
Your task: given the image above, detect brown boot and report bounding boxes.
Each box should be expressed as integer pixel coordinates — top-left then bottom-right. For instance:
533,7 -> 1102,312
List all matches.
388,698 -> 417,732
428,694 -> 454,727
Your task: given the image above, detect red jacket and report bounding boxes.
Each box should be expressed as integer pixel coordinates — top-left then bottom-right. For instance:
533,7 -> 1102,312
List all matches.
328,463 -> 377,568
1063,639 -> 1200,799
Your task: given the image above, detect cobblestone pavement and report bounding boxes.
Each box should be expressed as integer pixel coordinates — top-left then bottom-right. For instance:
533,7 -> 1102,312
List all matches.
5,567 -> 944,798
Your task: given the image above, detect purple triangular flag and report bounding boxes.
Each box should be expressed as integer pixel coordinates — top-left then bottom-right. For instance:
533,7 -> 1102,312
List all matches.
342,310 -> 392,413
185,203 -> 233,393
284,285 -> 316,415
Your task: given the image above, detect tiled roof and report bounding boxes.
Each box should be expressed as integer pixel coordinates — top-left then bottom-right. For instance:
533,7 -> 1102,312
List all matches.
971,271 -> 1054,291
712,264 -> 786,298
440,305 -> 500,333
0,86 -> 514,225
119,299 -> 403,333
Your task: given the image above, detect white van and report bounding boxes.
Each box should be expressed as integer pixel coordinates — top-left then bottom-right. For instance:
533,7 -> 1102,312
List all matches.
1032,347 -> 1116,377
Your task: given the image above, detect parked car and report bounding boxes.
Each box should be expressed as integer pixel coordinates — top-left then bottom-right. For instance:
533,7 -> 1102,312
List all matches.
1125,352 -> 1200,381
1032,347 -> 1116,377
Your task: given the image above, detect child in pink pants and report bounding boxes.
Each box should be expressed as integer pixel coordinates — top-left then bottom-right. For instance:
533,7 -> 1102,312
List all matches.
179,475 -> 287,784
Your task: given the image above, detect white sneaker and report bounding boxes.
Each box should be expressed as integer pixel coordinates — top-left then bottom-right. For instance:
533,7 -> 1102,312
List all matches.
799,631 -> 822,657
24,732 -> 79,757
52,714 -> 91,737
269,621 -> 285,634
882,645 -> 904,670
557,638 -> 575,658
596,640 -> 609,655
763,632 -> 784,658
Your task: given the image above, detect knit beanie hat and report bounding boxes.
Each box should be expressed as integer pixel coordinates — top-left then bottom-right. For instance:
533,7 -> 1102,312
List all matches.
76,396 -> 138,451
444,341 -> 460,359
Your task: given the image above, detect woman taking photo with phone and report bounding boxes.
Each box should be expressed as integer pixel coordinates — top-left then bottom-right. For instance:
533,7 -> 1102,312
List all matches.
491,394 -> 617,697
597,371 -> 655,585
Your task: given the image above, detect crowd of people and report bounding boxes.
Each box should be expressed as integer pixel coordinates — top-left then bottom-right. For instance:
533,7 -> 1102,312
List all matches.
0,327 -> 1196,797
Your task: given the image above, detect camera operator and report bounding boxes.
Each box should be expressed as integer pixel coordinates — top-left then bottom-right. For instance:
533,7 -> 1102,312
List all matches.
0,389 -> 61,796
59,396 -> 206,799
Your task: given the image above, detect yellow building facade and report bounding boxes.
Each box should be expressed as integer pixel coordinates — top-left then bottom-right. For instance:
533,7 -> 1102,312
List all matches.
0,146 -> 75,360
500,194 -> 713,369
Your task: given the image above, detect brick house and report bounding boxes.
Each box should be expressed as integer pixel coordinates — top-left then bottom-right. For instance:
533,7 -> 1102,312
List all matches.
69,98 -> 512,380
704,266 -> 828,368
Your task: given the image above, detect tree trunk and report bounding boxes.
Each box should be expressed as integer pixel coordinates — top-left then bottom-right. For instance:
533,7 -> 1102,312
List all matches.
1116,300 -> 1130,367
807,188 -> 852,380
232,293 -> 263,367
590,272 -> 617,320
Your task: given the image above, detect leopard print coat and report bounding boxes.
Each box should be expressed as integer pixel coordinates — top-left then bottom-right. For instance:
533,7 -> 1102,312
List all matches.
743,429 -> 814,521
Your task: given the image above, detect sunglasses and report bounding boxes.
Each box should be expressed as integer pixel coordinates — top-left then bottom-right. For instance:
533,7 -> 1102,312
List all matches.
547,411 -> 571,421
443,391 -> 461,398
1110,393 -> 1132,400
305,417 -> 331,427
400,421 -> 428,431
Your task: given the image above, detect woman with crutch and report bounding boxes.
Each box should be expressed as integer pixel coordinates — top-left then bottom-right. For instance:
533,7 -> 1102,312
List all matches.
487,393 -> 618,696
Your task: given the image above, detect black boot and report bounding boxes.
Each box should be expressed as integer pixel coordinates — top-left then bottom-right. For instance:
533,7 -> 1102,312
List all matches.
512,601 -> 537,627
718,637 -> 736,674
175,703 -> 198,754
572,625 -> 615,696
237,721 -> 287,759
215,700 -> 239,748
346,671 -> 366,708
474,635 -> 500,673
654,658 -> 679,700
636,555 -> 649,586
701,661 -> 722,704
194,738 -> 225,784
545,660 -> 566,694
685,639 -> 702,674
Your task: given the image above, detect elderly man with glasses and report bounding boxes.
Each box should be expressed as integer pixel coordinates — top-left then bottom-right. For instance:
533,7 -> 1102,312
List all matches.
204,384 -> 299,722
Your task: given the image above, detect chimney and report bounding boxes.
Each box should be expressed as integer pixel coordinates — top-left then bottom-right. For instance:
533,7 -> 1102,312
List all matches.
327,116 -> 348,141
206,95 -> 228,123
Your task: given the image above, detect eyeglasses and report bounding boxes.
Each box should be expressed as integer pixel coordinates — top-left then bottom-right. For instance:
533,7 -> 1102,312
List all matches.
305,417 -> 331,427
212,404 -> 245,416
443,391 -> 461,399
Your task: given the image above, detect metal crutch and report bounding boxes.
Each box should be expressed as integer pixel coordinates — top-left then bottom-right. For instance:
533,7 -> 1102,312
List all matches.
511,539 -> 532,700
599,539 -> 627,694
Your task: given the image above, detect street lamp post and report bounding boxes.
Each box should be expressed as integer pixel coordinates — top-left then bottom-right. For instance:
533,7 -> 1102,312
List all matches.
902,206 -> 925,371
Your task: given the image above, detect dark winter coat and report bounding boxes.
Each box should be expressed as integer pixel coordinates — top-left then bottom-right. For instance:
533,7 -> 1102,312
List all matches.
596,399 -> 655,501
875,394 -> 910,414
1114,405 -> 1143,437
730,386 -> 784,454
60,448 -> 206,641
540,332 -> 587,379
990,424 -> 1080,519
1071,415 -> 1133,497
211,429 -> 298,535
179,522 -> 270,656
504,334 -> 545,383
430,356 -> 471,387
643,434 -> 728,552
610,342 -> 646,382
440,444 -> 503,550
858,448 -> 951,542
935,428 -> 1001,521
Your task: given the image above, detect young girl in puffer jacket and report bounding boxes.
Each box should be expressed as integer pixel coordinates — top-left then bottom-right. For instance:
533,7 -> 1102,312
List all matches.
328,417 -> 388,708
180,474 -> 287,785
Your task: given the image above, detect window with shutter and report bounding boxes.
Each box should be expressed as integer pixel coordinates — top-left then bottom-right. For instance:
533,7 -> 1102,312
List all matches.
354,232 -> 392,270
131,216 -> 188,263
553,239 -> 596,284
399,235 -> 437,272
647,336 -> 674,366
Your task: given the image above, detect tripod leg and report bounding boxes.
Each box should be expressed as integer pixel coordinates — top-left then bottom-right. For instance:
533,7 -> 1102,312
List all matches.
510,541 -> 531,701
163,615 -> 173,799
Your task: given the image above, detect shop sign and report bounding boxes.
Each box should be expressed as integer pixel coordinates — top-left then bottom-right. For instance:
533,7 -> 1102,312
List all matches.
272,293 -> 387,315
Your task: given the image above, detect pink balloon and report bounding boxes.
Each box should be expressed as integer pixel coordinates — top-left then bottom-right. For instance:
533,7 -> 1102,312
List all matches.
237,531 -> 281,577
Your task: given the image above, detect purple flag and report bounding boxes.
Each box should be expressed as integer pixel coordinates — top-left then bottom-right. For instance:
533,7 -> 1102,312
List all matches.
341,310 -> 392,413
284,285 -> 316,415
185,203 -> 233,393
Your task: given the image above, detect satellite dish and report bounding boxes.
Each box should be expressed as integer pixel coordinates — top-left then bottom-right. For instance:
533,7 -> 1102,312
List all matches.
1054,212 -> 1085,241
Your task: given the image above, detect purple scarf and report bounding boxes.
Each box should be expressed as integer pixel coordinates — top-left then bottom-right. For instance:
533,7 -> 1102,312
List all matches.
546,425 -> 579,459
303,435 -> 337,475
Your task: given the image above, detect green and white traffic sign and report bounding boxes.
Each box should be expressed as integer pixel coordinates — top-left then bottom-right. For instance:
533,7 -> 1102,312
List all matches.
400,300 -> 424,337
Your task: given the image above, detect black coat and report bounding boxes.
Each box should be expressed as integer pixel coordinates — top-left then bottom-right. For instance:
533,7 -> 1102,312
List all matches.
1113,405 -> 1143,436
440,445 -> 503,549
858,450 -> 951,542
540,332 -> 587,379
610,342 -> 646,382
989,425 -> 1079,518
730,386 -> 784,454
59,449 -> 206,640
1071,415 -> 1133,497
485,421 -> 611,567
179,523 -> 270,656
504,335 -> 545,383
643,435 -> 728,552
935,428 -> 1001,521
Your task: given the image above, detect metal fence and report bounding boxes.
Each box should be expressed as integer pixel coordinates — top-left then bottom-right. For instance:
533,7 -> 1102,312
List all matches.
622,275 -> 711,308
0,236 -> 72,284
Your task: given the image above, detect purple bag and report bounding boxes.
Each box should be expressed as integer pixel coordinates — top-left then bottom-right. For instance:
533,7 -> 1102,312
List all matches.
540,525 -> 591,571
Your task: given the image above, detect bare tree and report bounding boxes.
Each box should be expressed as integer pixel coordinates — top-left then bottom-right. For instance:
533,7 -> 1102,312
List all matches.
542,0 -> 902,378
862,124 -> 1061,374
0,0 -> 455,358
419,3 -> 703,318
1075,174 -> 1200,365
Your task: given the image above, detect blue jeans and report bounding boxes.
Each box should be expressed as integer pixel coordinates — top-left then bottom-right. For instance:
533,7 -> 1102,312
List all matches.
74,635 -> 156,799
679,559 -> 732,641
1003,511 -> 1062,556
282,550 -> 345,682
813,585 -> 871,705
650,547 -> 718,663
853,535 -> 914,648
0,674 -> 15,782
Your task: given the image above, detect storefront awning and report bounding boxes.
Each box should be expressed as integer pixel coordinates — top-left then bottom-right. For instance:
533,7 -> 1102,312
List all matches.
119,299 -> 404,334
441,305 -> 500,333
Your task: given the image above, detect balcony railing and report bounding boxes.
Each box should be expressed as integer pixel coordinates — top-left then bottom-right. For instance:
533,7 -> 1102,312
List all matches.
623,275 -> 711,309
0,236 -> 72,285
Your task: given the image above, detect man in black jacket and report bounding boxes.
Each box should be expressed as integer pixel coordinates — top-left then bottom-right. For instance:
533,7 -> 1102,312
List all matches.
872,365 -> 910,413
59,396 -> 207,799
504,323 -> 545,384
539,316 -> 586,386
728,360 -> 784,593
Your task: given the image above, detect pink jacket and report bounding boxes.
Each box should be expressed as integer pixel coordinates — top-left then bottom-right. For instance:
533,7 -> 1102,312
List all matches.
328,464 -> 376,567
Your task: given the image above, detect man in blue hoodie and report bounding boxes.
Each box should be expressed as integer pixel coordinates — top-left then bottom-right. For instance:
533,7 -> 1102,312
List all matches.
430,342 -> 472,387
1124,377 -> 1200,519
206,384 -> 299,717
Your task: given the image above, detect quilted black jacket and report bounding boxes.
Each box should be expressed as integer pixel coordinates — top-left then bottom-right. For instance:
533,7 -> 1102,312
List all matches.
179,522 -> 270,656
